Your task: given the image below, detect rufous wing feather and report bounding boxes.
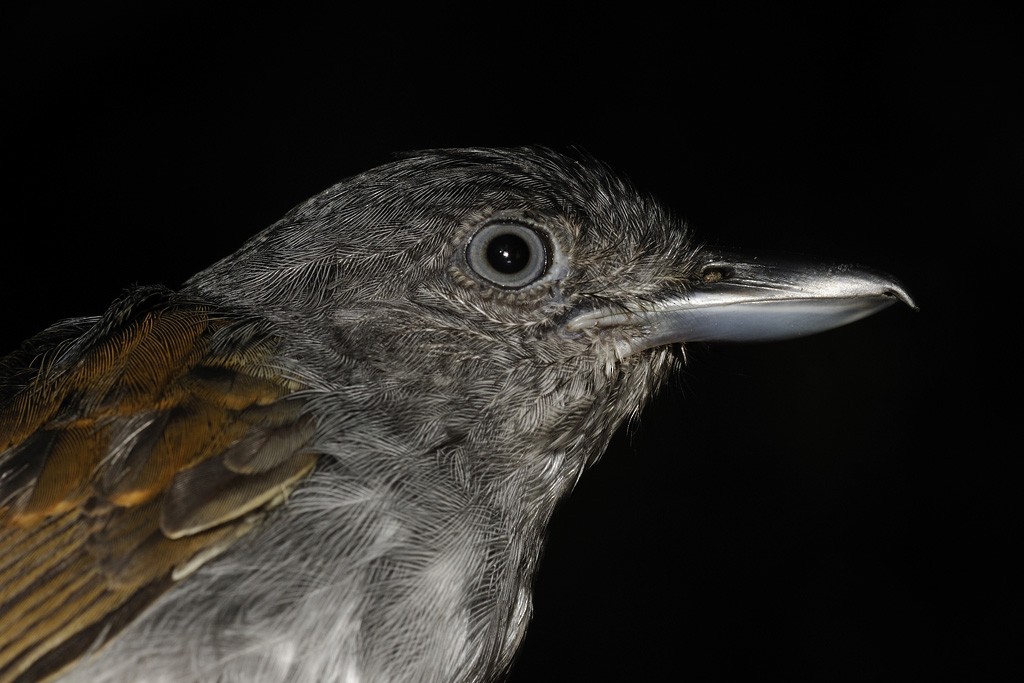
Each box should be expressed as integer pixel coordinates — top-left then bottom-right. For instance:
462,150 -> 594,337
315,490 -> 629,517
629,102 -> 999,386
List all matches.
0,288 -> 319,683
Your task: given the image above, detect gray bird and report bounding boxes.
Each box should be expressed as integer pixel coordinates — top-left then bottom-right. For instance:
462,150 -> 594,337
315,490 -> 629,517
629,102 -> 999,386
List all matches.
0,147 -> 913,682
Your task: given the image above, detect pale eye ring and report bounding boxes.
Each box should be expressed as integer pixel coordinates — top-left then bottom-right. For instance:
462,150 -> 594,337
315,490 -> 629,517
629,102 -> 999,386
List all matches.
466,222 -> 549,288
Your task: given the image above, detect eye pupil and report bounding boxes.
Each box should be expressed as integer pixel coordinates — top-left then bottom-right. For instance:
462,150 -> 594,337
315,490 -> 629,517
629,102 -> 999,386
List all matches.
486,233 -> 531,274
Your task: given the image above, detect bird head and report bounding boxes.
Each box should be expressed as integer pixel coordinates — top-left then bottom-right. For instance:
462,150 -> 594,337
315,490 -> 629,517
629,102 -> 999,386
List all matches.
184,146 -> 913,526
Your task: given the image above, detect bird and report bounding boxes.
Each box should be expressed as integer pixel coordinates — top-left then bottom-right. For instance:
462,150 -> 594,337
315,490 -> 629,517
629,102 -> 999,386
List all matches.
0,147 -> 914,683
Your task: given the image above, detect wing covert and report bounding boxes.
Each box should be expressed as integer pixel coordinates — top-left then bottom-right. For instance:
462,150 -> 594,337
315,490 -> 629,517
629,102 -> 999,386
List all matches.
0,287 -> 319,683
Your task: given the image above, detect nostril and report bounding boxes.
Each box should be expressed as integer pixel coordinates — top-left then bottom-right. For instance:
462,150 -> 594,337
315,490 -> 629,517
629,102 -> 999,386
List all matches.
700,266 -> 731,284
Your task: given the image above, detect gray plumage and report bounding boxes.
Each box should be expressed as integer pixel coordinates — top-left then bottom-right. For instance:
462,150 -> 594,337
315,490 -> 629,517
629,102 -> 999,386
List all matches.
0,147 -> 912,682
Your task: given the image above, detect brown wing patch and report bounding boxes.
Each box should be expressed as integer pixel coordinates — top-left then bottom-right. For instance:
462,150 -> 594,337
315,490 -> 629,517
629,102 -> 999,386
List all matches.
0,290 -> 319,682
15,426 -> 110,524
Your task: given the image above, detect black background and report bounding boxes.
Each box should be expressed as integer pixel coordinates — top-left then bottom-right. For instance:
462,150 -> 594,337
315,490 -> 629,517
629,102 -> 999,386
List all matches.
2,5 -> 1015,681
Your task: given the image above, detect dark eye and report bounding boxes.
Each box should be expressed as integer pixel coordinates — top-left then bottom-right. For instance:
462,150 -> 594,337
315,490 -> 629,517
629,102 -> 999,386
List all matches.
467,222 -> 549,288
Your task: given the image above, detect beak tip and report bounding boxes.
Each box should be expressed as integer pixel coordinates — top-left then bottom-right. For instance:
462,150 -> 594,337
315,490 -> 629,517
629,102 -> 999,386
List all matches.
876,277 -> 918,312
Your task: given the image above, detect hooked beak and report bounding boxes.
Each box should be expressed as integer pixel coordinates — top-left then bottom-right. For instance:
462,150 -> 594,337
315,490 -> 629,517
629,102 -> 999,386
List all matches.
565,252 -> 917,354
